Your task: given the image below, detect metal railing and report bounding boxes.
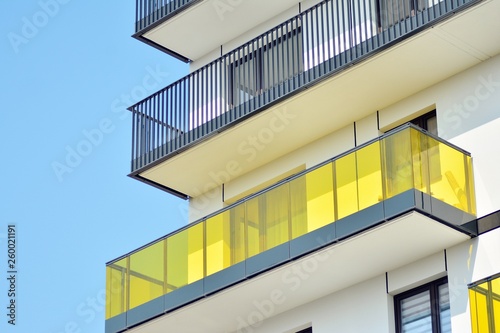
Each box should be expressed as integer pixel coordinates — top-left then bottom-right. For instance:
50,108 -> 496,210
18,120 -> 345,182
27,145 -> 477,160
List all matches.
129,0 -> 478,172
135,0 -> 198,32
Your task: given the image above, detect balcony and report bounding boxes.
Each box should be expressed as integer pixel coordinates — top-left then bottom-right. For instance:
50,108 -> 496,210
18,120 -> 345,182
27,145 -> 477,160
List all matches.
106,125 -> 477,333
129,0 -> 500,197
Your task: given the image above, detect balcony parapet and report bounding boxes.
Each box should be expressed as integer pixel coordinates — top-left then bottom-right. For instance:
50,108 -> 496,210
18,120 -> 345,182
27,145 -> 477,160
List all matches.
107,125 -> 477,333
129,0 -> 481,177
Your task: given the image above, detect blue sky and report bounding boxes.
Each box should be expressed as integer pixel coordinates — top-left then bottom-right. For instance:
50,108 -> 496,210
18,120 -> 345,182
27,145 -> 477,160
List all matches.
0,1 -> 188,332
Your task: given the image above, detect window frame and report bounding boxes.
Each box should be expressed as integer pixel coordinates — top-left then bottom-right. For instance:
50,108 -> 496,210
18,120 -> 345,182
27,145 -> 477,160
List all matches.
411,110 -> 437,136
394,277 -> 450,333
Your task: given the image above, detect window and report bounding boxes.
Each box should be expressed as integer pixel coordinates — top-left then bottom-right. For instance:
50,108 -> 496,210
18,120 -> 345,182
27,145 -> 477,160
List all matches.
411,110 -> 437,136
469,274 -> 500,333
394,277 -> 451,333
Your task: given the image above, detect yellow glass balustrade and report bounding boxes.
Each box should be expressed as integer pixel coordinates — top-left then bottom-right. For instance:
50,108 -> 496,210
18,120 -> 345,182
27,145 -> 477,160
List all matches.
167,223 -> 204,290
206,205 -> 245,275
106,126 -> 476,320
470,275 -> 500,333
290,162 -> 335,238
129,241 -> 165,309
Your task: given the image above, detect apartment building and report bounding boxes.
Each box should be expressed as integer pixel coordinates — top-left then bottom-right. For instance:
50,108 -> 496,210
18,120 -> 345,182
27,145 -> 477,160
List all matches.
106,0 -> 500,332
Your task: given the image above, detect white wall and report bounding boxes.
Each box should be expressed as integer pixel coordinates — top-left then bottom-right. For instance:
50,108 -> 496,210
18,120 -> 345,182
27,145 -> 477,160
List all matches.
235,274 -> 392,333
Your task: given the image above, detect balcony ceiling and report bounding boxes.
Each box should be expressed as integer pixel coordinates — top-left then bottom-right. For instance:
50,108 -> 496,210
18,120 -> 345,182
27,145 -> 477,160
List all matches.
126,211 -> 471,333
139,0 -> 500,198
141,0 -> 301,61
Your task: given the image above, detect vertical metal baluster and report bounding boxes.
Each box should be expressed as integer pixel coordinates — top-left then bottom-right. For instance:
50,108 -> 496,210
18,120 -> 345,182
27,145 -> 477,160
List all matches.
203,66 -> 208,133
326,0 -> 332,70
339,0 -> 345,64
131,107 -> 136,170
177,80 -> 182,149
265,32 -> 270,105
304,10 -> 310,83
315,5 -> 321,78
180,78 -> 185,147
168,80 -> 173,152
279,23 -> 284,96
153,93 -> 157,161
160,90 -> 164,156
248,41 -> 253,114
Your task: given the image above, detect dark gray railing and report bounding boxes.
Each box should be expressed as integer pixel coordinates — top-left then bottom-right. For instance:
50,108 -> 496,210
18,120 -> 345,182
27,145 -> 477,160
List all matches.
129,0 -> 478,173
135,0 -> 198,32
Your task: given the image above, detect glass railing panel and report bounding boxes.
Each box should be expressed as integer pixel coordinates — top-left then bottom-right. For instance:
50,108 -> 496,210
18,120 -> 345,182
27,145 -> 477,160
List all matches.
427,135 -> 472,213
290,162 -> 335,238
357,141 -> 383,210
247,183 -> 290,257
466,155 -> 477,216
106,258 -> 128,319
166,223 -> 204,290
469,282 -> 491,333
383,128 -> 414,199
206,205 -> 245,275
470,275 -> 500,333
410,128 -> 429,194
129,240 -> 165,309
494,278 -> 500,332
335,153 -> 358,219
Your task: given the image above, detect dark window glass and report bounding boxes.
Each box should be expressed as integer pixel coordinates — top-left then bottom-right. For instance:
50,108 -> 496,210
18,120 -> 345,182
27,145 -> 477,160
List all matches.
411,110 -> 437,136
296,328 -> 312,333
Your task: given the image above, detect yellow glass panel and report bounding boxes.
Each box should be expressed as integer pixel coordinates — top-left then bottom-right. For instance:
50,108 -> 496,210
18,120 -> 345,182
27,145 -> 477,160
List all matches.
410,128 -> 429,193
466,155 -> 477,216
357,141 -> 382,209
246,196 -> 260,258
493,277 -> 500,331
427,136 -> 470,212
106,258 -> 128,319
167,223 -> 204,290
494,298 -> 500,332
290,163 -> 335,238
492,276 -> 500,295
335,153 -> 358,219
206,205 -> 245,275
129,241 -> 165,310
470,289 -> 478,333
290,174 -> 307,238
383,128 -> 413,199
246,184 -> 289,257
470,283 -> 491,333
